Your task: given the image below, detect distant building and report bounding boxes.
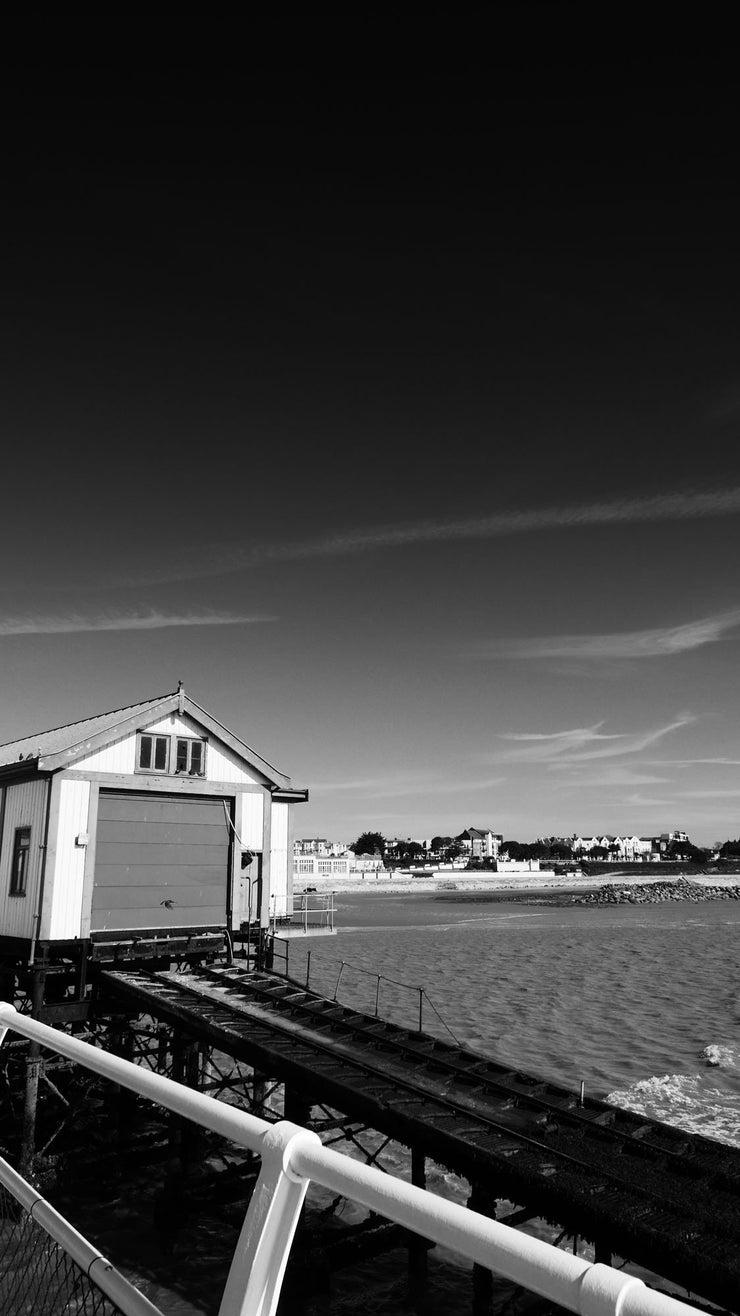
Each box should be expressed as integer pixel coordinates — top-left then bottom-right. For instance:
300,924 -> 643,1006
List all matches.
456,828 -> 502,859
294,855 -> 351,879
350,853 -> 387,874
294,837 -> 347,857
497,859 -> 542,873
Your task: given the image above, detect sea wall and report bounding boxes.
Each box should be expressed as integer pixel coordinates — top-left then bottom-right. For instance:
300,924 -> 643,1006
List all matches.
574,878 -> 740,906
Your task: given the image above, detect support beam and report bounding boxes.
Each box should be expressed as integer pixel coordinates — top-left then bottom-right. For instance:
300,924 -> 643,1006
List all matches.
468,1182 -> 497,1315
20,967 -> 47,1174
284,1084 -> 311,1128
408,1146 -> 428,1308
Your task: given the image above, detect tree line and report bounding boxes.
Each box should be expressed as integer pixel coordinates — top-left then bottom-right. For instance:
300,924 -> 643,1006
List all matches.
349,832 -> 738,864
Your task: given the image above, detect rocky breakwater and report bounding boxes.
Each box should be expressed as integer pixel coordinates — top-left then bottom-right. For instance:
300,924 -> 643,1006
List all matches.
574,877 -> 740,906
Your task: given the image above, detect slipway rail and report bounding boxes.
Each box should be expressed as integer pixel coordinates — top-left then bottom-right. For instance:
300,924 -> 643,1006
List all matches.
101,965 -> 740,1309
0,1002 -> 710,1316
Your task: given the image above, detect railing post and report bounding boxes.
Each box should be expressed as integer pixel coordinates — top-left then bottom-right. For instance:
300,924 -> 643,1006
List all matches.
217,1120 -> 321,1316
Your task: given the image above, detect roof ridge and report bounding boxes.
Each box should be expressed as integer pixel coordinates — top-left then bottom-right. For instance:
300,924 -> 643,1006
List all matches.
0,690 -> 175,752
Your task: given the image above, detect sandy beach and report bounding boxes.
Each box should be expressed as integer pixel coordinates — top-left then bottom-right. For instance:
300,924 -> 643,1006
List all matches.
294,870 -> 740,898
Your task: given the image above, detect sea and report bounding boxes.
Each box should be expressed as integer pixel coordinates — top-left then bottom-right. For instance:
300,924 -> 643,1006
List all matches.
68,890 -> 740,1315
287,889 -> 740,1143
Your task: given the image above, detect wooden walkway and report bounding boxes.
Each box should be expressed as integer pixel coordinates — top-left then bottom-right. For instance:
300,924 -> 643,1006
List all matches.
101,966 -> 740,1311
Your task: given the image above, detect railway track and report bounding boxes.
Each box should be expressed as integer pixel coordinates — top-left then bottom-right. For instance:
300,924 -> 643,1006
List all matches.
101,966 -> 740,1310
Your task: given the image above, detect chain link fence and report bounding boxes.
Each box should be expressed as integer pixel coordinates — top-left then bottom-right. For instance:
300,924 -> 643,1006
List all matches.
0,1173 -> 153,1316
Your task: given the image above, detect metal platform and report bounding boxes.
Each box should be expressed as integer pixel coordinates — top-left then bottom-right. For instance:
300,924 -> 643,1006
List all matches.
100,966 -> 740,1311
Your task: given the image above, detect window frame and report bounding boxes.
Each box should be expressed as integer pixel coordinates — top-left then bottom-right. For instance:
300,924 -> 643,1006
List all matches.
135,731 -> 207,779
136,732 -> 171,775
173,735 -> 207,778
10,826 -> 31,897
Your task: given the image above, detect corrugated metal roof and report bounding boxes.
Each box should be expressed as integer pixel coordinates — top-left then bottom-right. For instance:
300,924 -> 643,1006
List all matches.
0,694 -> 172,767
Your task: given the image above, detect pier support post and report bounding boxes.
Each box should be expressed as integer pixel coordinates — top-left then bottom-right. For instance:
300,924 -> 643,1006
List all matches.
20,966 -> 46,1175
252,1068 -> 268,1118
408,1147 -> 428,1308
468,1183 -> 497,1315
284,1084 -> 311,1128
156,1024 -> 170,1075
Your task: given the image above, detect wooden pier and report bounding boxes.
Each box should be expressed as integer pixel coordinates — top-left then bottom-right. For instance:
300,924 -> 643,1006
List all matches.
95,965 -> 740,1312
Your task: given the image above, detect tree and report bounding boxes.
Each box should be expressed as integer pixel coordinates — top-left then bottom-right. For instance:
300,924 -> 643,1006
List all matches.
350,831 -> 386,856
397,840 -> 424,860
502,841 -> 525,860
443,842 -> 463,861
665,840 -> 708,863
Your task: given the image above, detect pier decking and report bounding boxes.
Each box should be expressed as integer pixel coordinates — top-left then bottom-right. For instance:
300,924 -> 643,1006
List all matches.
101,965 -> 740,1311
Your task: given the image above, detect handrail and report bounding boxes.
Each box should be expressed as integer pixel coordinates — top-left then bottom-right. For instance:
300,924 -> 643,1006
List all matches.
285,952 -> 462,1043
0,1002 -> 704,1316
0,1153 -> 161,1316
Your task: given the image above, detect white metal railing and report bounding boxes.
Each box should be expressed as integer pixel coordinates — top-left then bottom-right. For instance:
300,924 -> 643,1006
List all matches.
269,891 -> 335,935
0,1002 -> 705,1316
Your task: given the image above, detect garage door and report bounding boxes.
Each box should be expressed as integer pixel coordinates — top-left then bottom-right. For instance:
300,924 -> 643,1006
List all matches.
92,792 -> 231,933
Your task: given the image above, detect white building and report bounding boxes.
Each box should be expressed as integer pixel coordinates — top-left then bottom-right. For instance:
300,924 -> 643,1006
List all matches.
294,855 -> 351,880
0,685 -> 308,971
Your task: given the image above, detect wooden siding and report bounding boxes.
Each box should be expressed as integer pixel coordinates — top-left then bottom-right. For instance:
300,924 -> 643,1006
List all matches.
0,779 -> 49,941
74,712 -> 263,784
236,791 -> 265,850
47,779 -> 91,940
145,714 -> 205,736
232,792 -> 267,926
92,792 -> 231,932
74,733 -> 136,774
270,802 -> 290,917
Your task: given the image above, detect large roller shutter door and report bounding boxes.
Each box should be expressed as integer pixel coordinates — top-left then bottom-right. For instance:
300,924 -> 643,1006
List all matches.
92,792 -> 230,932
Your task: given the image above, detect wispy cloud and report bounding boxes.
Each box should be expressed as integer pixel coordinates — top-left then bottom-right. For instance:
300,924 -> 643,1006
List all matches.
470,609 -> 740,660
104,485 -> 740,587
311,771 -> 505,799
677,788 -> 740,799
556,767 -> 670,787
620,792 -> 673,809
651,757 -> 740,767
0,608 -> 276,636
490,718 -> 693,764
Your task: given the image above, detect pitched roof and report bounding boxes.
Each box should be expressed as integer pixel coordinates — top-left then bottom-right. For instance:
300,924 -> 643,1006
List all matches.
0,688 -> 296,790
0,694 -> 172,768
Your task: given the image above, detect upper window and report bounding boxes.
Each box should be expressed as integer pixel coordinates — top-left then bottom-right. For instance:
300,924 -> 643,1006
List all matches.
137,734 -> 170,773
10,827 -> 31,896
175,737 -> 206,777
136,732 -> 206,777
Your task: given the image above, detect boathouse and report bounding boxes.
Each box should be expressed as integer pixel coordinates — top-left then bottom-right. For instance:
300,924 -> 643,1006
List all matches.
0,684 -> 307,966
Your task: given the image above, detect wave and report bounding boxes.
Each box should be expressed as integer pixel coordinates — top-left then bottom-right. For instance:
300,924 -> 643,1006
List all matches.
701,1042 -> 738,1068
608,1061 -> 740,1147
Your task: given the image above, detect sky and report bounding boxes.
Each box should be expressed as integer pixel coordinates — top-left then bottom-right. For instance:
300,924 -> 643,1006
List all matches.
2,22 -> 740,846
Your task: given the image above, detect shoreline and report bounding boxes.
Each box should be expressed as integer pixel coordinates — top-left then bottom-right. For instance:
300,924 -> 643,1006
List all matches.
297,871 -> 740,899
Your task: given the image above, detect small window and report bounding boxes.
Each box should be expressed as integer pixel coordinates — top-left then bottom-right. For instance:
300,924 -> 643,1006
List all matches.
137,733 -> 170,773
174,737 -> 206,777
10,827 -> 30,896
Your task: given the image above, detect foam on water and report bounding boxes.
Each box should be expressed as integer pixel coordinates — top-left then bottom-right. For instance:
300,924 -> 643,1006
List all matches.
608,1043 -> 740,1146
701,1042 -> 738,1068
